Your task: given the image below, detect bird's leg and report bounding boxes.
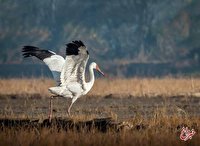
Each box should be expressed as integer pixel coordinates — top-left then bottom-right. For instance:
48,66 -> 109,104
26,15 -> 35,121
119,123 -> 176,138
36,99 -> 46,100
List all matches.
67,96 -> 78,117
48,95 -> 54,122
67,101 -> 72,117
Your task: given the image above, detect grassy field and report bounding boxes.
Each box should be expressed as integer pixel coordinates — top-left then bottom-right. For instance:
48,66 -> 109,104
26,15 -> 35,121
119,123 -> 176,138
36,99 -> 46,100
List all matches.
1,77 -> 200,96
0,77 -> 200,146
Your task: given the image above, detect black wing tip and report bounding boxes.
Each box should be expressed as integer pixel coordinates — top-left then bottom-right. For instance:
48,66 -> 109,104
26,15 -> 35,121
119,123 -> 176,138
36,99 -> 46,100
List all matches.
66,40 -> 85,47
22,46 -> 55,60
22,46 -> 39,58
22,46 -> 39,52
22,53 -> 32,58
66,40 -> 86,56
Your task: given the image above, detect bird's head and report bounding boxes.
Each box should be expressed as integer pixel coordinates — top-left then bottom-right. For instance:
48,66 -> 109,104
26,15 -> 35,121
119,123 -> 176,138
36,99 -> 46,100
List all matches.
91,62 -> 105,76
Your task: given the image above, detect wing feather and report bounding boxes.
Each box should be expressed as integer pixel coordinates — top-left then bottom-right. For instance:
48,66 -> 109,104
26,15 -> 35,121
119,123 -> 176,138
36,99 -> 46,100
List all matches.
60,41 -> 89,91
22,46 -> 65,85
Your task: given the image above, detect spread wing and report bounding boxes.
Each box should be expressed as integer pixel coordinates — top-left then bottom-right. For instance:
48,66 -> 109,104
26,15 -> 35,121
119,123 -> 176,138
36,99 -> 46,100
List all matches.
22,46 -> 65,85
60,40 -> 89,92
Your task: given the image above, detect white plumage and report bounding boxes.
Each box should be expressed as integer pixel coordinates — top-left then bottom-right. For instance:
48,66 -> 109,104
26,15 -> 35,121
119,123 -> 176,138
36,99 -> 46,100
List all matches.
43,55 -> 65,85
22,40 -> 104,121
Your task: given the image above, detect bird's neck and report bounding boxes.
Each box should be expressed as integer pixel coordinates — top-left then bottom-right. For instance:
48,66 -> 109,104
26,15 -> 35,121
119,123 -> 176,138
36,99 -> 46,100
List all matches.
89,64 -> 95,86
85,64 -> 95,94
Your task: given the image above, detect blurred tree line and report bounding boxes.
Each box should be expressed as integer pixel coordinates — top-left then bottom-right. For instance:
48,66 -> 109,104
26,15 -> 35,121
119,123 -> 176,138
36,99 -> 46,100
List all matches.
0,0 -> 200,69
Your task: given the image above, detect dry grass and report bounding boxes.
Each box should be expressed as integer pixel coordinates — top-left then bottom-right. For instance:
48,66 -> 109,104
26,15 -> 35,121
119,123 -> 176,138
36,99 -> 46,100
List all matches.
0,112 -> 199,146
93,77 -> 200,96
0,77 -> 200,145
1,77 -> 200,97
0,78 -> 54,96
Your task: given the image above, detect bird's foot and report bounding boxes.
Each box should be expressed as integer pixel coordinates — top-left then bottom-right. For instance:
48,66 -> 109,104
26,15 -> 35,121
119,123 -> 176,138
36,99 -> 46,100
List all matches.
67,110 -> 71,117
48,114 -> 52,123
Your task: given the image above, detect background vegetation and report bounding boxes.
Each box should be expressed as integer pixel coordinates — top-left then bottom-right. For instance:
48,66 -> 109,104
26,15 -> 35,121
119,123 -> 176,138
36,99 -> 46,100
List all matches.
0,0 -> 200,77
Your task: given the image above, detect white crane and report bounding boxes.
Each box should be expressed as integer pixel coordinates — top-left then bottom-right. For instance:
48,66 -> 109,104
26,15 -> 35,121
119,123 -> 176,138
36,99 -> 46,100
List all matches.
22,40 -> 104,121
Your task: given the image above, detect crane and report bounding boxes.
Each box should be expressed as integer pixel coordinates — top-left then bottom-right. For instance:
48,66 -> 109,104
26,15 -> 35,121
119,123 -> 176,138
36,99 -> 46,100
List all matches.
22,40 -> 104,121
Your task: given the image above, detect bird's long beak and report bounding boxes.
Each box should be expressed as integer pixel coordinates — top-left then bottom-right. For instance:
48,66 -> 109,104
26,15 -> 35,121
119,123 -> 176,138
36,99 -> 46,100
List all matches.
96,65 -> 105,76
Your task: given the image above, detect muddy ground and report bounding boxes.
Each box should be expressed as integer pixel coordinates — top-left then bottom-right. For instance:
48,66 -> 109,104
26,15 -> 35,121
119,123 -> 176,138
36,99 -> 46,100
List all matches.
0,94 -> 200,146
0,93 -> 199,120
